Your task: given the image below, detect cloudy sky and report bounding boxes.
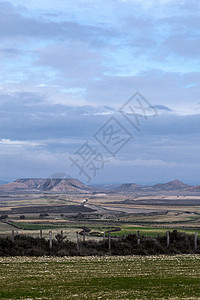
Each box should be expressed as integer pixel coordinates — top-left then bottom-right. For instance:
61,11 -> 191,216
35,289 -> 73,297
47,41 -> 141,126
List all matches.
0,0 -> 200,185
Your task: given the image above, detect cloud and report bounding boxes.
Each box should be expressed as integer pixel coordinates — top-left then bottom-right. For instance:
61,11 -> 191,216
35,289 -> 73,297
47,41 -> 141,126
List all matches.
111,157 -> 182,167
0,1 -> 115,44
35,41 -> 109,86
163,35 -> 200,58
0,139 -> 43,147
84,70 -> 200,114
153,105 -> 172,112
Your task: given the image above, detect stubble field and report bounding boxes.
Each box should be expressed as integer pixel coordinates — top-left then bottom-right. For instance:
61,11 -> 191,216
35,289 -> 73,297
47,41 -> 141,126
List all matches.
1,255 -> 200,299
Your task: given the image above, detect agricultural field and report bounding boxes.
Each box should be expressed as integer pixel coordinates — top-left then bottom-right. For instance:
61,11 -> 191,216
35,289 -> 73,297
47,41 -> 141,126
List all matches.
2,191 -> 200,241
1,255 -> 200,299
3,219 -> 200,242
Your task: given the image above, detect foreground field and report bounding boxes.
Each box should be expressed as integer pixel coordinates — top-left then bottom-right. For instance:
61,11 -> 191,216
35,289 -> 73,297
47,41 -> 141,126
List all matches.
0,255 -> 200,299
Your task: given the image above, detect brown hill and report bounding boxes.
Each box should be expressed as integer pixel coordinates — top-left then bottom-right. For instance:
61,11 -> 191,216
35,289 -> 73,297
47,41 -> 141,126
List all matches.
119,183 -> 141,191
0,178 -> 91,192
151,179 -> 192,191
186,185 -> 200,192
119,179 -> 192,192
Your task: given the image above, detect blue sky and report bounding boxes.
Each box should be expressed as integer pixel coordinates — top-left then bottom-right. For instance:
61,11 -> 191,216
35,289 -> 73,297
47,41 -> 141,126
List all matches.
0,0 -> 200,184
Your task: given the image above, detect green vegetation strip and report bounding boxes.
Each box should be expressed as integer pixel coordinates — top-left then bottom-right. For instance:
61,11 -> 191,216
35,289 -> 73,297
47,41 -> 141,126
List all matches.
8,222 -> 119,233
111,225 -> 200,237
9,222 -> 68,230
8,221 -> 200,238
0,255 -> 200,299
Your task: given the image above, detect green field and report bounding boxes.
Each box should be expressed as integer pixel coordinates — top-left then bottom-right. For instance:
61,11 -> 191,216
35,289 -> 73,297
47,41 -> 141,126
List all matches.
4,221 -> 200,241
112,225 -> 200,237
0,255 -> 200,299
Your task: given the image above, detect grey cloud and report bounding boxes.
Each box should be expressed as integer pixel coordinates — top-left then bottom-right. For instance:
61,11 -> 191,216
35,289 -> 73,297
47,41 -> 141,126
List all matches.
0,89 -> 200,141
163,35 -> 200,58
155,15 -> 200,59
165,16 -> 200,34
174,0 -> 200,13
140,114 -> 200,136
121,9 -> 200,60
85,70 -> 200,110
0,48 -> 22,57
0,1 -> 116,44
0,90 -> 114,140
123,15 -> 155,34
34,42 -> 109,86
0,88 -> 200,184
152,105 -> 172,112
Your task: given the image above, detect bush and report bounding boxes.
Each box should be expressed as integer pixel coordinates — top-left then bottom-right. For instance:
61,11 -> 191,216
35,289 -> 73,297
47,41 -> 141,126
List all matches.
39,213 -> 49,218
0,214 -> 8,220
0,230 -> 199,256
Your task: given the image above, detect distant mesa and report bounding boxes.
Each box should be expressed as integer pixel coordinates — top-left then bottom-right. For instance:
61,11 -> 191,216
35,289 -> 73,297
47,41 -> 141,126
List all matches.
120,183 -> 140,189
186,185 -> 200,192
0,178 -> 197,193
119,179 -> 193,192
151,179 -> 192,191
0,178 -> 91,192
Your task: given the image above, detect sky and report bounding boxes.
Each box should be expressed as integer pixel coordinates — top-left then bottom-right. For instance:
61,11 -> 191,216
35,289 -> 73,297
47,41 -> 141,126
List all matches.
0,0 -> 200,185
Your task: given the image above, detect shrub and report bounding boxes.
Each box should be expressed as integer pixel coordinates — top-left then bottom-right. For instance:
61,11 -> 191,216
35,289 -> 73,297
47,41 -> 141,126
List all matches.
0,214 -> 8,220
0,230 -> 199,256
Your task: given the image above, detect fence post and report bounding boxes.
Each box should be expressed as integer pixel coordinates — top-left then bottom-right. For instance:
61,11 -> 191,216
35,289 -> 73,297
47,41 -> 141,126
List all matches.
83,229 -> 85,242
11,230 -> 14,242
137,230 -> 140,245
108,233 -> 111,252
40,230 -> 43,239
61,230 -> 63,239
166,231 -> 170,247
103,232 -> 105,241
195,232 -> 198,250
49,231 -> 52,249
76,231 -> 79,251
